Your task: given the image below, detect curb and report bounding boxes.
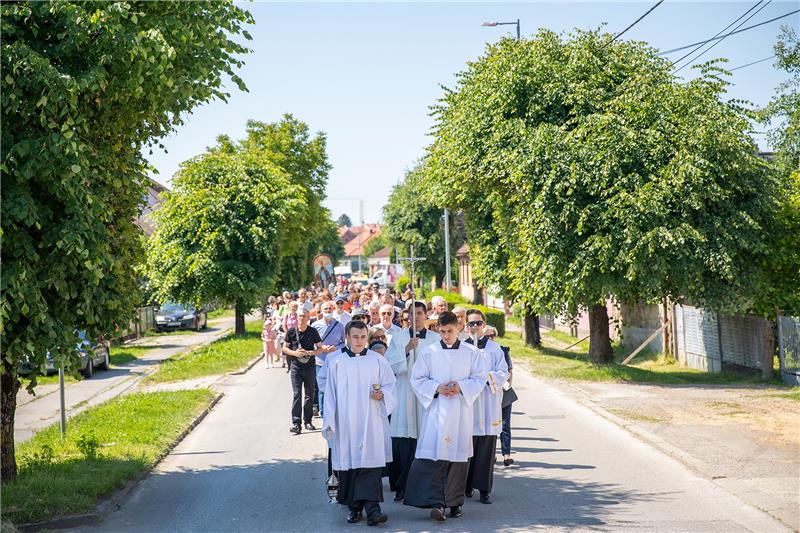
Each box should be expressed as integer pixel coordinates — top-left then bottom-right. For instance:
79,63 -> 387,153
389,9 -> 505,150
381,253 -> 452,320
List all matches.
229,353 -> 264,376
17,392 -> 225,532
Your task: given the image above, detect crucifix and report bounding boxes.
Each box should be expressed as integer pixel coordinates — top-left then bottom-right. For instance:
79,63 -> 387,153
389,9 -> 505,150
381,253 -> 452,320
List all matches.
397,245 -> 427,353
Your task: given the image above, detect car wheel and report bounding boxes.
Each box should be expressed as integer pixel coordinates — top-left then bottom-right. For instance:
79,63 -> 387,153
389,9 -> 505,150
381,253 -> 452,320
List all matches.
98,349 -> 110,371
82,357 -> 94,378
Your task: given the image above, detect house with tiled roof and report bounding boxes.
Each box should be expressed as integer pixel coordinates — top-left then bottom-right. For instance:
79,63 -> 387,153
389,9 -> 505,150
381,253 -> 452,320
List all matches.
339,224 -> 383,273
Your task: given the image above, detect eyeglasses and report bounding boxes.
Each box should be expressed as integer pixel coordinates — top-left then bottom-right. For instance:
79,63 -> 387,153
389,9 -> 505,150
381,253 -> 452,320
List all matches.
336,301 -> 344,305
467,320 -> 485,327
380,312 -> 393,316
486,333 -> 496,339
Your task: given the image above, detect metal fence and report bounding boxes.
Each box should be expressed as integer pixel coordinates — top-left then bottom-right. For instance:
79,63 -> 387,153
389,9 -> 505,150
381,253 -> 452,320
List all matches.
116,306 -> 156,341
674,304 -> 770,374
777,314 -> 800,386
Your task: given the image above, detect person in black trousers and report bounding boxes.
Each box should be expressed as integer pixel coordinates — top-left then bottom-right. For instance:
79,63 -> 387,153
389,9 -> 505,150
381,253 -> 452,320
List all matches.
485,326 -> 515,466
282,308 -> 324,435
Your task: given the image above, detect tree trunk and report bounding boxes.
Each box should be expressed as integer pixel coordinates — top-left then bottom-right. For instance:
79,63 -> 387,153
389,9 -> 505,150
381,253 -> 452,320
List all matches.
434,272 -> 443,290
661,298 -> 671,357
1,369 -> 20,482
235,302 -> 246,336
761,320 -> 774,380
471,281 -> 482,305
521,305 -> 541,347
589,303 -> 613,364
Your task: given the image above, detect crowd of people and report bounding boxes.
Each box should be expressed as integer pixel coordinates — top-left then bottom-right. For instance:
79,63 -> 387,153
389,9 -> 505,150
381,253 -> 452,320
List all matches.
260,280 -> 517,526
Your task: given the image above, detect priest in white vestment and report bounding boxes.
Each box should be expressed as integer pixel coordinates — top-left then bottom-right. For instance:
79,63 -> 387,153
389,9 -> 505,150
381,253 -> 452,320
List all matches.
322,320 -> 397,527
403,311 -> 487,522
385,301 -> 441,500
464,309 -> 509,504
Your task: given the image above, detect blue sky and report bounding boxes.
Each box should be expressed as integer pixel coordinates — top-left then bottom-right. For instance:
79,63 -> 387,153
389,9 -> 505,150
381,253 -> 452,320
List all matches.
146,1 -> 799,223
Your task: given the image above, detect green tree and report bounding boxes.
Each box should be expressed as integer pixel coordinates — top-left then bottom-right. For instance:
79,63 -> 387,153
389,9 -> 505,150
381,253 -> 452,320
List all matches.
337,213 -> 353,227
1,1 -> 252,480
762,26 -> 800,174
383,163 -> 462,288
147,149 -> 304,335
236,116 -> 334,289
426,29 -> 780,363
362,234 -> 388,260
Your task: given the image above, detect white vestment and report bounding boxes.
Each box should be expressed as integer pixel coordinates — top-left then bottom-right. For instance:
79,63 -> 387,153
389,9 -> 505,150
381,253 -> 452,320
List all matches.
411,341 -> 487,462
467,337 -> 509,436
386,328 -> 441,439
322,349 -> 397,470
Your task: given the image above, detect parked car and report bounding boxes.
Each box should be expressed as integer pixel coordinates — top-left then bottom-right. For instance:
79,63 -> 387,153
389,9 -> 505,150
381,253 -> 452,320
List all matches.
18,330 -> 110,379
155,302 -> 208,332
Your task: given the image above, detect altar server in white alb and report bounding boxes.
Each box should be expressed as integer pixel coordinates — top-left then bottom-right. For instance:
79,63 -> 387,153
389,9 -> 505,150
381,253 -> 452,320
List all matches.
403,311 -> 487,522
322,320 -> 397,527
464,308 -> 509,504
385,301 -> 441,501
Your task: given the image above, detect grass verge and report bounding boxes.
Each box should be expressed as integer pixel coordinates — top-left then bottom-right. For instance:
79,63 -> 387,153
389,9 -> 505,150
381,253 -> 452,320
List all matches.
500,330 -> 779,385
3,389 -> 215,525
145,321 -> 261,383
207,307 -> 234,320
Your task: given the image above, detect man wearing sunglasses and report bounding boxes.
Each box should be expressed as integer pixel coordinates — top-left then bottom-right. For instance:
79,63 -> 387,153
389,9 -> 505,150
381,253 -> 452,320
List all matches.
333,296 -> 351,325
376,304 -> 402,345
463,309 -> 509,504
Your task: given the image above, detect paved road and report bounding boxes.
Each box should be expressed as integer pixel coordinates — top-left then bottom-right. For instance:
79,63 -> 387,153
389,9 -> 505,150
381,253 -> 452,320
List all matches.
15,318 -> 235,443
87,360 -> 789,532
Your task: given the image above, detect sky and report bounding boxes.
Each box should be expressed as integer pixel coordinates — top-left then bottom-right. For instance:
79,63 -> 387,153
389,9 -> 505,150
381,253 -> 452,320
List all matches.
146,1 -> 799,224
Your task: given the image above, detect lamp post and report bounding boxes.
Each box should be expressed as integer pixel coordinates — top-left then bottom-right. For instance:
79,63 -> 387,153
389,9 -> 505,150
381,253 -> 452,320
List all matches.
482,19 -> 521,41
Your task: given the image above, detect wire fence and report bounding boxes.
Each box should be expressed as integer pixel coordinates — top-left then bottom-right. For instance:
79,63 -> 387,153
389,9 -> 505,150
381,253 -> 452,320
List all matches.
777,314 -> 800,386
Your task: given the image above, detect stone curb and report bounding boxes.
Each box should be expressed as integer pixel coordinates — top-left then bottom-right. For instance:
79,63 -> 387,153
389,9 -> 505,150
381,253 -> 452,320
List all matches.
229,353 -> 264,376
17,392 -> 225,532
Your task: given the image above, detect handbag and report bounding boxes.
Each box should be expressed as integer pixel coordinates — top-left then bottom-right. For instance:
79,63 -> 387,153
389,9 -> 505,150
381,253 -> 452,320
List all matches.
501,386 -> 518,408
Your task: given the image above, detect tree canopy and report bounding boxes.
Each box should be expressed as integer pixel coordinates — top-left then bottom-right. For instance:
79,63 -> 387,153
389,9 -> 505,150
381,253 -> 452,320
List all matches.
337,213 -> 353,227
1,0 -> 253,480
425,29 -> 781,361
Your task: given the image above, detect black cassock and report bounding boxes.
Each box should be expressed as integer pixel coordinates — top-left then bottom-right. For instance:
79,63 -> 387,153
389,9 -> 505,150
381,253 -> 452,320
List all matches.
388,437 -> 416,492
403,459 -> 469,509
466,434 -> 497,493
336,467 -> 384,512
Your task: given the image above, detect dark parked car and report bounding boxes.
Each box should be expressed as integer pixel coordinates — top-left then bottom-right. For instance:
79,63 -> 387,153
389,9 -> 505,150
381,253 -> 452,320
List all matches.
155,303 -> 208,332
19,330 -> 110,379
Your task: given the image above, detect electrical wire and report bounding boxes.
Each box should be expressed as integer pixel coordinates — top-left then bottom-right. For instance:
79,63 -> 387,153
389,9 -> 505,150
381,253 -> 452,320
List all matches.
669,0 -> 766,69
658,9 -> 800,55
728,54 -> 775,71
673,0 -> 773,73
603,0 -> 665,49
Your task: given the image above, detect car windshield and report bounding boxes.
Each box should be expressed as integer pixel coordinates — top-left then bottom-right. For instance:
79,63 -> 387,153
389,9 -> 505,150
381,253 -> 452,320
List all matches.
160,303 -> 191,313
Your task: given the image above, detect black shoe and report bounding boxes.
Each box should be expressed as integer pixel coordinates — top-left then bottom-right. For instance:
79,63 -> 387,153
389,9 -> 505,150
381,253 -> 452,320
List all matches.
346,510 -> 362,524
430,507 -> 447,521
304,422 -> 316,431
367,513 -> 388,526
449,505 -> 463,518
465,488 -> 474,498
393,490 -> 404,502
479,491 -> 493,504
290,424 -> 301,435
504,457 -> 514,467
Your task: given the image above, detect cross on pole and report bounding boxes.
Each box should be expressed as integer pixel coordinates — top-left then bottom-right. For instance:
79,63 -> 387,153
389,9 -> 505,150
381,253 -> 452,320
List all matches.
397,245 -> 426,345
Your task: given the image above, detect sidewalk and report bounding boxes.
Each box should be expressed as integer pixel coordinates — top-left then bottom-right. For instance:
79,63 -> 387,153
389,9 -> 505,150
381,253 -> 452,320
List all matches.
15,318 -> 236,443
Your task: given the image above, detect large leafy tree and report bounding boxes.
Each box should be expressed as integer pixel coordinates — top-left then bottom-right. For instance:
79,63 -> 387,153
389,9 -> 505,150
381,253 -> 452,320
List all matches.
426,29 -> 780,363
147,148 -> 304,335
337,213 -> 353,227
382,163 -> 462,288
762,26 -> 800,174
235,116 -> 334,289
1,1 -> 252,480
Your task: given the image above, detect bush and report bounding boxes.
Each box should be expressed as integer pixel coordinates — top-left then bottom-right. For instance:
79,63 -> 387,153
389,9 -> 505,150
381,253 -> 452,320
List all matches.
76,431 -> 101,460
394,276 -> 412,292
428,289 -> 468,306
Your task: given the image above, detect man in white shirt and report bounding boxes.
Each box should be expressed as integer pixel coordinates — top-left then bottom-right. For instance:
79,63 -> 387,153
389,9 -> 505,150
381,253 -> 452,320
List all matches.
297,288 -> 313,312
322,320 -> 397,526
403,311 -> 486,521
377,303 -> 402,345
333,296 -> 351,325
312,301 -> 346,418
464,309 -> 509,504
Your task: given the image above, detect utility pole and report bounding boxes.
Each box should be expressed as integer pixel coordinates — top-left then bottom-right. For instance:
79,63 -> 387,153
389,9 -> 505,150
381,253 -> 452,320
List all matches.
443,208 -> 452,291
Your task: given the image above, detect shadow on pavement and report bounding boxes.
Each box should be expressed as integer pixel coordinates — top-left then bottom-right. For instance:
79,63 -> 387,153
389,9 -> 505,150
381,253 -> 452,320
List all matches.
91,456 -> 662,532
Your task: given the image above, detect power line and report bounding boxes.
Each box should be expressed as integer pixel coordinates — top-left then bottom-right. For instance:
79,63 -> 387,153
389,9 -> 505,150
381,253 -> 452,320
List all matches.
658,9 -> 800,55
673,0 -> 773,73
603,0 -> 665,49
729,54 -> 775,71
669,0 -> 766,69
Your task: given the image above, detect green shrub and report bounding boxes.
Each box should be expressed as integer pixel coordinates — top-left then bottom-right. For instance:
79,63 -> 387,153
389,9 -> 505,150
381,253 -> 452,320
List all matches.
395,276 -> 411,292
428,289 -> 468,306
76,431 -> 101,460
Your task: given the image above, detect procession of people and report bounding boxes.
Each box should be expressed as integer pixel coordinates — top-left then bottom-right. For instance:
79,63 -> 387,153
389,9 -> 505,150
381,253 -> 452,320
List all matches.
261,279 -> 517,525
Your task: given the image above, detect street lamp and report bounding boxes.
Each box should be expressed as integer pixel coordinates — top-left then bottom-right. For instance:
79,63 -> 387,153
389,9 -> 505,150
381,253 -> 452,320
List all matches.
482,19 -> 521,41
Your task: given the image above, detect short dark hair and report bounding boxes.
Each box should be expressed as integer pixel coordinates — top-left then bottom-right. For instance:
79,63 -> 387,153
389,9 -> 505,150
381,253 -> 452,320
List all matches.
438,311 -> 459,327
412,301 -> 427,312
345,320 -> 368,336
466,308 -> 485,320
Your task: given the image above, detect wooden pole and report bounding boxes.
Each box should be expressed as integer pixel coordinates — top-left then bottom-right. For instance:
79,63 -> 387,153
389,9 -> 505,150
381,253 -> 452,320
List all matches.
622,320 -> 670,365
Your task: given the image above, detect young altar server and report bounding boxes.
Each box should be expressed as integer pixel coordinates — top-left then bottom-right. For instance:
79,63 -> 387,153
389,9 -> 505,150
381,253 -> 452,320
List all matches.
385,301 -> 441,501
322,320 -> 397,527
403,311 -> 487,522
464,309 -> 509,504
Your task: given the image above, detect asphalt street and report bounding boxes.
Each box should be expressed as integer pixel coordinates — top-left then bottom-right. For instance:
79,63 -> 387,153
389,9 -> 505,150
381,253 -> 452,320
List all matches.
85,356 -> 789,532
15,318 -> 235,443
